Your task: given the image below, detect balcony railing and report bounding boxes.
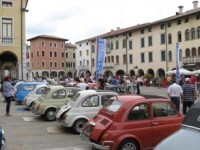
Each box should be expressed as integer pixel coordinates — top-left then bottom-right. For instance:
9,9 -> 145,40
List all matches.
182,56 -> 200,64
1,37 -> 13,45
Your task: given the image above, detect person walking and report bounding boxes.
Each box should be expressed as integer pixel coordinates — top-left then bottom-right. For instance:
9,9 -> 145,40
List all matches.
181,78 -> 197,114
167,80 -> 183,111
2,76 -> 15,116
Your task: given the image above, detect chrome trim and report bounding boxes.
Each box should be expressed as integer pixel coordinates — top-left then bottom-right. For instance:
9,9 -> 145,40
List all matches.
182,124 -> 200,131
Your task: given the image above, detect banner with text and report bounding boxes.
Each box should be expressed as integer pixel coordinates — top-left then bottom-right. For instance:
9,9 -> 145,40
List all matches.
176,43 -> 180,82
97,38 -> 106,80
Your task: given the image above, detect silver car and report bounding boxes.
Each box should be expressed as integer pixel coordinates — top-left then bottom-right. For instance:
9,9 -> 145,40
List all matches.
56,90 -> 118,134
154,101 -> 200,150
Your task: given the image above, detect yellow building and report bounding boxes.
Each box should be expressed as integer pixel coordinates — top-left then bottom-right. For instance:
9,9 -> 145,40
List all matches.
0,0 -> 28,80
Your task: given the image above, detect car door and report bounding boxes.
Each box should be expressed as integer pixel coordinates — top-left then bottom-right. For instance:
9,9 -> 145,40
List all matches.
151,101 -> 182,146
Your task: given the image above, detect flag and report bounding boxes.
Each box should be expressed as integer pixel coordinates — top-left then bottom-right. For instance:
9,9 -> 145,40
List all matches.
96,38 -> 106,80
176,43 -> 180,82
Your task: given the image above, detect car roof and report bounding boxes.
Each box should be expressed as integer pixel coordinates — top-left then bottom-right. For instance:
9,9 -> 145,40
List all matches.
78,90 -> 117,95
183,101 -> 200,129
112,94 -> 168,103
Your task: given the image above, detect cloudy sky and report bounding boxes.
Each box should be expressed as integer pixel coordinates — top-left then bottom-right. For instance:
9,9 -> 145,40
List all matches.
26,0 -> 195,43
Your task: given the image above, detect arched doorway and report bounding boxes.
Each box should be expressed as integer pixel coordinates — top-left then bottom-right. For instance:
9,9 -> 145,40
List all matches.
0,51 -> 18,78
115,69 -> 125,77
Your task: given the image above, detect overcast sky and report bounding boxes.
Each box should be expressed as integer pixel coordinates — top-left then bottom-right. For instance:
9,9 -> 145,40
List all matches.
26,0 -> 196,44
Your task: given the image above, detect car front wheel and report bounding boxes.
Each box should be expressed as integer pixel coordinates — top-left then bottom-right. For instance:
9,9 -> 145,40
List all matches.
118,139 -> 139,150
44,108 -> 57,121
72,118 -> 88,134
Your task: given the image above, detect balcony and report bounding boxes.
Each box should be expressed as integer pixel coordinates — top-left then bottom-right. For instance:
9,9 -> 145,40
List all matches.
182,56 -> 200,64
1,37 -> 13,45
104,63 -> 115,68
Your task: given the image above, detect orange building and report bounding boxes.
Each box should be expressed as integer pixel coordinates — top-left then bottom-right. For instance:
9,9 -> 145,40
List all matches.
27,35 -> 68,80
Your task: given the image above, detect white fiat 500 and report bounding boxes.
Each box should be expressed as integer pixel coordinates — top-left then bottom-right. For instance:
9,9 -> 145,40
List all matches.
56,90 -> 118,134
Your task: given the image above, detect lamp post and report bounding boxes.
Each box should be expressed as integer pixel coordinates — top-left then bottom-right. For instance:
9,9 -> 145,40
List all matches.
125,35 -> 128,76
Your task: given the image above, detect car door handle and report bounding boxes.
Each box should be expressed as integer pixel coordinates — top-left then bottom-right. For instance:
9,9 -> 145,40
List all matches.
152,122 -> 158,125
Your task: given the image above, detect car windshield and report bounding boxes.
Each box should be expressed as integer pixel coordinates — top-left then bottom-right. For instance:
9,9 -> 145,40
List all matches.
103,99 -> 122,112
71,93 -> 80,102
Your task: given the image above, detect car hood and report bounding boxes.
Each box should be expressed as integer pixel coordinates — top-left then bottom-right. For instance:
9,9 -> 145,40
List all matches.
83,114 -> 113,141
56,103 -> 71,118
154,127 -> 200,150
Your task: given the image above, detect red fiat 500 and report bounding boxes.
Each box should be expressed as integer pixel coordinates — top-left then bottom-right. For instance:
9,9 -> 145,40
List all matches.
80,94 -> 185,150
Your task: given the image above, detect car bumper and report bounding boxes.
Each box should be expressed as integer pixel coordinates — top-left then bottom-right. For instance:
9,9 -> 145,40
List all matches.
80,132 -> 111,150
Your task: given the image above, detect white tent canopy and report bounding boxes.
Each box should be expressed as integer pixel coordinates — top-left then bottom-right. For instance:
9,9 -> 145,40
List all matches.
166,68 -> 191,75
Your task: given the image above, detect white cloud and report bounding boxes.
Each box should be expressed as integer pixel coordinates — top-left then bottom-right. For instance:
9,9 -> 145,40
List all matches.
26,0 -> 196,43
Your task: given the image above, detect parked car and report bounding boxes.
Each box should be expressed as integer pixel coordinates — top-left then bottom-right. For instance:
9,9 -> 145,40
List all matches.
24,84 -> 47,107
80,94 -> 185,150
0,126 -> 6,150
31,86 -> 82,121
15,82 -> 46,104
154,101 -> 200,150
56,90 -> 118,134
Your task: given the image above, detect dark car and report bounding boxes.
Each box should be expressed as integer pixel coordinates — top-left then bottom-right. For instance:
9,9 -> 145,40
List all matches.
154,101 -> 200,150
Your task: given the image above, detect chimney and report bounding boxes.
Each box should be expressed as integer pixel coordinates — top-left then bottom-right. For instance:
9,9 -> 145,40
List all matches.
178,6 -> 183,14
193,1 -> 198,9
117,27 -> 120,30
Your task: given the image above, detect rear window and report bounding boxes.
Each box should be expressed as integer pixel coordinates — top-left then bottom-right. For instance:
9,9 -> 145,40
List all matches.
103,99 -> 122,112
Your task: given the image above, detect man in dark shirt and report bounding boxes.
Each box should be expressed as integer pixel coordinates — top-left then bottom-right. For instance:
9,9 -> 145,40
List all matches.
181,78 -> 197,114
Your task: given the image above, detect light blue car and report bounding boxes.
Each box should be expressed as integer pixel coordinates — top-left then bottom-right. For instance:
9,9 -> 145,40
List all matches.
15,82 -> 47,104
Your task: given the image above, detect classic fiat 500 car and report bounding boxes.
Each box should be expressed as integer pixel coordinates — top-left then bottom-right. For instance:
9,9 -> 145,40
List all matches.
24,84 -> 47,107
80,94 -> 185,150
31,85 -> 81,121
154,101 -> 200,150
56,90 -> 118,134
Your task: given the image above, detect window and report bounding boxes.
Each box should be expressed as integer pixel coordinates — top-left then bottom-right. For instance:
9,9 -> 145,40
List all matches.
161,34 -> 165,44
191,28 -> 196,40
141,29 -> 144,34
66,53 -> 68,58
37,51 -> 39,57
141,53 -> 145,63
110,42 -> 113,50
167,22 -> 171,27
115,40 -> 119,49
168,51 -> 172,61
61,52 -> 64,57
52,90 -> 66,99
87,60 -> 89,65
129,54 -> 133,64
128,103 -> 149,121
197,27 -> 200,39
92,58 -> 95,67
54,62 -> 57,67
2,18 -> 13,44
148,36 -> 152,46
54,42 -> 57,48
54,52 -> 57,57
160,24 -> 165,29
82,95 -> 99,107
122,39 -> 126,48
42,61 -> 45,67
41,42 -> 45,47
111,56 -> 114,62
129,40 -> 132,49
79,51 -> 82,56
123,54 -> 127,64
185,29 -> 190,41
196,14 -> 200,20
73,53 -> 75,58
161,50 -> 166,61
50,43 -> 53,47
185,17 -> 189,23
50,62 -> 53,67
177,20 -> 181,25
152,102 -> 177,118
42,51 -> 45,57
62,62 -> 64,67
148,52 -> 153,62
50,51 -> 52,57
2,1 -> 13,7
92,45 -> 95,53
141,38 -> 145,47
168,34 -> 172,44
178,31 -> 182,42
86,50 -> 89,55
116,55 -> 119,64
148,27 -> 152,32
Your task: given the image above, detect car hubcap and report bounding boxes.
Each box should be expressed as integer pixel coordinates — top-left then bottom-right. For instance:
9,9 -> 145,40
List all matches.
47,111 -> 55,120
122,142 -> 136,150
76,120 -> 86,133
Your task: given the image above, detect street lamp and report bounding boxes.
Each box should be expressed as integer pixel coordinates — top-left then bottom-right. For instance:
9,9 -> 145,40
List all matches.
125,35 -> 128,76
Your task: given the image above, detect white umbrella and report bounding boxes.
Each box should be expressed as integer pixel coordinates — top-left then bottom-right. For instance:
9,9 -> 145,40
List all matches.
166,68 -> 191,75
191,69 -> 200,74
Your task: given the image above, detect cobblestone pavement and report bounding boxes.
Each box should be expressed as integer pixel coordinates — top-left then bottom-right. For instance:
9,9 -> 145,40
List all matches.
0,86 -> 199,150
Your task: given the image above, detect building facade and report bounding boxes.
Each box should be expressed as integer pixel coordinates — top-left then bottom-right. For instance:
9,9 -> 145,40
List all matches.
0,0 -> 29,80
76,1 -> 200,79
27,35 -> 68,80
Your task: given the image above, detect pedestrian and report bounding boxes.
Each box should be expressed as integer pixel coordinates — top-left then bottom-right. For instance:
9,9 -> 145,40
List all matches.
2,76 -> 15,116
167,80 -> 183,111
181,78 -> 197,114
